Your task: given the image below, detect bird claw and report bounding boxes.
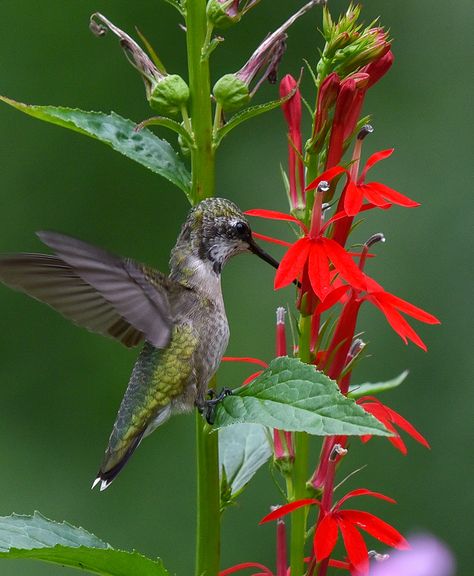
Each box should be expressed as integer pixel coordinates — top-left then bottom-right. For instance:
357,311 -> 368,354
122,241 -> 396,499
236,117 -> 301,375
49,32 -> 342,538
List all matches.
200,387 -> 233,425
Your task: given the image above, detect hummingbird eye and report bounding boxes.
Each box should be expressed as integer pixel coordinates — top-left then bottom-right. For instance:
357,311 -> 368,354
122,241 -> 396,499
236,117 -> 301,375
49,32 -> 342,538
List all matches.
233,221 -> 249,236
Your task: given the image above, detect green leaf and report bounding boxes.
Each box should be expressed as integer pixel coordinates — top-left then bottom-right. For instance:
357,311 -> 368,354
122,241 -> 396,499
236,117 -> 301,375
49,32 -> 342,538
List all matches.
348,370 -> 409,399
219,423 -> 272,502
0,512 -> 168,576
214,357 -> 391,437
135,116 -> 194,147
0,97 -> 191,198
214,87 -> 297,147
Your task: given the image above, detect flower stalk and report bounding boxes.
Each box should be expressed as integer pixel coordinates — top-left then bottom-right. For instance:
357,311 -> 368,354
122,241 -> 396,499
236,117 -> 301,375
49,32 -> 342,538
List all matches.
184,2 -> 219,575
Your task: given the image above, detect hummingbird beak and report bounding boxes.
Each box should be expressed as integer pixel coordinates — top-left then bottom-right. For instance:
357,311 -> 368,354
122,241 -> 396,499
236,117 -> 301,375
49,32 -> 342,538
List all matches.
248,236 -> 301,288
248,237 -> 280,270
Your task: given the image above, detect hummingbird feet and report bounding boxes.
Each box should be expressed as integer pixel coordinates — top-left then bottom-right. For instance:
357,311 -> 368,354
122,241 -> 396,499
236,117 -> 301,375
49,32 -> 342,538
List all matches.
200,388 -> 233,425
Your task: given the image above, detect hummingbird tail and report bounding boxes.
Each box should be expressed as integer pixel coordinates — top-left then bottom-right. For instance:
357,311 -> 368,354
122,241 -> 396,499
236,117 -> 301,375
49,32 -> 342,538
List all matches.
92,430 -> 146,492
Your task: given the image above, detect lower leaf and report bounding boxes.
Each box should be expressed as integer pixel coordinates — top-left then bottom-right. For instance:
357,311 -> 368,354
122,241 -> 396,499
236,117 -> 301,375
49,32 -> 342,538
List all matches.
0,512 -> 169,576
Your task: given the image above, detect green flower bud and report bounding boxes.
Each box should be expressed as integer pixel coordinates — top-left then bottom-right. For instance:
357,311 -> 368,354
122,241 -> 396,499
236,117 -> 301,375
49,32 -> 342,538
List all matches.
213,74 -> 250,112
206,0 -> 241,29
149,75 -> 190,117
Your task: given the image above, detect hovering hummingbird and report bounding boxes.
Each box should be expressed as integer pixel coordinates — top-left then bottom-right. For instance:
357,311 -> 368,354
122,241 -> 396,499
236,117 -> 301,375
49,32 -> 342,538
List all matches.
0,198 -> 280,490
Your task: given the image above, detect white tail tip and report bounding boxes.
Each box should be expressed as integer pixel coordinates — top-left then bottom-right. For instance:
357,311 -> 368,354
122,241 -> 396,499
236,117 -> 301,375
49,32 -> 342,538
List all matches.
91,476 -> 111,491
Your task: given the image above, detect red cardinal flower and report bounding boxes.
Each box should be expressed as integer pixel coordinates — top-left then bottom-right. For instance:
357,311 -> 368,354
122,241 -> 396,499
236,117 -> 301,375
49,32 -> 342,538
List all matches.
343,149 -> 420,216
247,167 -> 368,302
260,490 -> 409,576
319,274 -> 440,352
326,73 -> 369,169
357,396 -> 430,454
280,74 -> 305,209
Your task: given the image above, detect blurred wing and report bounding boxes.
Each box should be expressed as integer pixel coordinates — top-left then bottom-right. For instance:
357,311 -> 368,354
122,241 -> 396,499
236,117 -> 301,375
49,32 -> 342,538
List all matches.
0,232 -> 173,349
0,254 -> 143,347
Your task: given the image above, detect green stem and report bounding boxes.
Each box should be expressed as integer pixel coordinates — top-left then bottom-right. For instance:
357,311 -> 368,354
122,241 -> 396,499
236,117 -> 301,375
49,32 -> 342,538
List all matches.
185,3 -> 220,575
195,402 -> 220,576
185,0 -> 215,202
290,314 -> 312,576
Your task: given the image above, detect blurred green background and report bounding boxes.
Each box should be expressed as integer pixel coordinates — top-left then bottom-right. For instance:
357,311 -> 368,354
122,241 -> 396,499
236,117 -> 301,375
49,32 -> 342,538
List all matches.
0,1 -> 471,575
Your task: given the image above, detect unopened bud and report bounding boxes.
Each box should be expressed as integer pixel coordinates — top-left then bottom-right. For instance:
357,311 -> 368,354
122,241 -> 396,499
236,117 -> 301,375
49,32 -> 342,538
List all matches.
207,0 -> 240,28
149,74 -> 190,116
207,0 -> 262,29
214,1 -> 318,111
213,74 -> 250,111
90,13 -> 189,117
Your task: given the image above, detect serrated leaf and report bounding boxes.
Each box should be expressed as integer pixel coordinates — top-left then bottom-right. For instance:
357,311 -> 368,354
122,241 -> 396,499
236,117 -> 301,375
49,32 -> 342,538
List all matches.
348,370 -> 409,399
214,357 -> 391,437
219,423 -> 272,500
0,512 -> 168,576
0,97 -> 191,197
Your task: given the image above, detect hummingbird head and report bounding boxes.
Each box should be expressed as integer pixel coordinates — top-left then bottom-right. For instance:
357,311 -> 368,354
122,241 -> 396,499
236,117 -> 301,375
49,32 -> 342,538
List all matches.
171,197 -> 280,277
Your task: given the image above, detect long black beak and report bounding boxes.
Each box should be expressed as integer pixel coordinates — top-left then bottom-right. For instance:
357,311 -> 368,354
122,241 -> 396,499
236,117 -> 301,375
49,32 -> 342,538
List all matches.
248,236 -> 301,288
248,237 -> 280,270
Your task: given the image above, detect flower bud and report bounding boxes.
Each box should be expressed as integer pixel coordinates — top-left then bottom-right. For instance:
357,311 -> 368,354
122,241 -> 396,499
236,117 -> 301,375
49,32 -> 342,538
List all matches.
317,5 -> 392,86
207,0 -> 262,29
207,0 -> 241,28
90,13 -> 189,117
149,74 -> 190,116
213,74 -> 250,112
213,1 -> 318,112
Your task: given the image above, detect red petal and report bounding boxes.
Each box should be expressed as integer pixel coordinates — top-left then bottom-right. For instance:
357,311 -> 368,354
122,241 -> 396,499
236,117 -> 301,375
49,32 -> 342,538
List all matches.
328,559 -> 351,570
376,292 -> 440,325
280,74 -> 301,128
245,209 -> 307,232
340,510 -> 409,550
359,149 -> 393,183
220,562 -> 273,576
317,285 -> 352,313
322,239 -> 366,291
336,489 -> 396,509
252,232 -> 292,247
259,498 -> 320,524
383,405 -> 430,449
359,184 -> 391,208
305,165 -> 346,191
360,403 -> 407,454
337,517 -> 369,576
370,296 -> 428,350
274,238 -> 311,289
242,371 -> 263,385
321,203 -> 381,235
364,182 -> 420,208
309,241 -> 331,301
222,357 -> 268,368
344,180 -> 364,217
314,514 -> 339,560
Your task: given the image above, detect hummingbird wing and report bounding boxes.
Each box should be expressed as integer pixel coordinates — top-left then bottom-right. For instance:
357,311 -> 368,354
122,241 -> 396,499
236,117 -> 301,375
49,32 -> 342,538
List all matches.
0,232 -> 174,349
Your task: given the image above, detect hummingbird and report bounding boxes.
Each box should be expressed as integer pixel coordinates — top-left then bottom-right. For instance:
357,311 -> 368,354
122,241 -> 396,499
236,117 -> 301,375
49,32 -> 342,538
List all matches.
0,198 -> 281,491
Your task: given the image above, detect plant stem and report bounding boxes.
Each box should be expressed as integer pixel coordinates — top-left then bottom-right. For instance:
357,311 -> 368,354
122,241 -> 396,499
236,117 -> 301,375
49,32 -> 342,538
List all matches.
185,2 -> 220,575
185,0 -> 215,202
195,398 -> 220,576
289,314 -> 312,576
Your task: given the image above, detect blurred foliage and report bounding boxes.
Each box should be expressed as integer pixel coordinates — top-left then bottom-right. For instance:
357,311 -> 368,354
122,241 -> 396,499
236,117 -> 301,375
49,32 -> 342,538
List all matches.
0,1 -> 471,575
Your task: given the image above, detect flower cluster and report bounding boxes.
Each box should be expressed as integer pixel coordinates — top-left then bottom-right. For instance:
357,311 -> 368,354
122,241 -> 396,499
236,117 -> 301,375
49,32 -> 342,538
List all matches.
220,5 -> 439,576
